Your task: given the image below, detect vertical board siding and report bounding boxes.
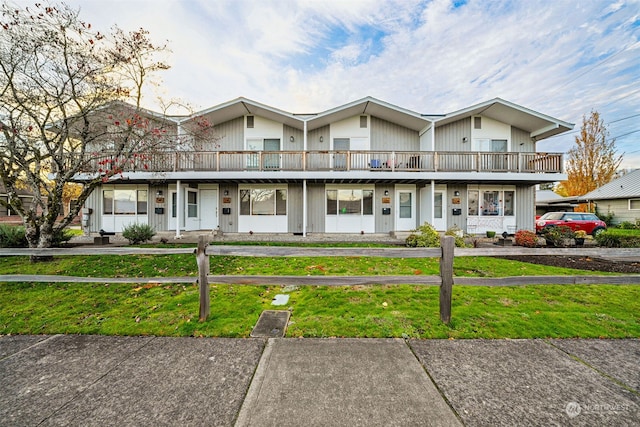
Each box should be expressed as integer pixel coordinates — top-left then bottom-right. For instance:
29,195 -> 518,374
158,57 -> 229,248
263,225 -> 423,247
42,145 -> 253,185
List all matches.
85,190 -> 102,233
307,125 -> 329,151
148,184 -> 168,231
516,185 -> 535,231
306,184 -> 325,233
220,183 -> 237,233
287,183 -> 303,233
511,127 -> 533,152
435,118 -> 471,152
284,125 -> 304,151
375,183 -> 394,233
371,117 -> 420,151
212,117 -> 244,151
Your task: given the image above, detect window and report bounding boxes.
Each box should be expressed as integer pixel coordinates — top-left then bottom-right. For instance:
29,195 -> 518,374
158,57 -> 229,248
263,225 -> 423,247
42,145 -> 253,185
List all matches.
103,190 -> 114,214
103,187 -> 147,215
630,199 -> 640,210
468,189 -> 515,217
468,190 -> 478,216
187,191 -> 197,218
474,117 -> 482,129
326,187 -> 374,216
239,188 -> 287,216
137,191 -> 148,215
472,139 -> 507,152
434,193 -> 443,219
360,115 -> 368,128
246,115 -> 254,128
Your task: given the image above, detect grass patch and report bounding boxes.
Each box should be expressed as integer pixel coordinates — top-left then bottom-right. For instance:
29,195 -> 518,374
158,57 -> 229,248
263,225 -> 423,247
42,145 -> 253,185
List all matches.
0,255 -> 619,278
1,282 -> 637,338
0,249 -> 636,338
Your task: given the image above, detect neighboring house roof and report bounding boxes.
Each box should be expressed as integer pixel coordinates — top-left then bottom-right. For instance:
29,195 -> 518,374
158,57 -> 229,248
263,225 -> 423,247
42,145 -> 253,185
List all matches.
536,190 -> 576,208
577,169 -> 640,201
434,98 -> 574,140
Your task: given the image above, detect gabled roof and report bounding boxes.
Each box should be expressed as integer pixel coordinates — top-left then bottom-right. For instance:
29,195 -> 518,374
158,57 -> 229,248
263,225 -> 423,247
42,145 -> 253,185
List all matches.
434,98 -> 574,140
306,97 -> 430,132
181,97 -> 303,129
578,169 -> 640,201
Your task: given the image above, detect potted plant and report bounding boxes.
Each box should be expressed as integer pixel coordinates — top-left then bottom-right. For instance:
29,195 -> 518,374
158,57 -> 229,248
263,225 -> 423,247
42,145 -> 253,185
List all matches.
575,230 -> 587,246
486,230 -> 496,238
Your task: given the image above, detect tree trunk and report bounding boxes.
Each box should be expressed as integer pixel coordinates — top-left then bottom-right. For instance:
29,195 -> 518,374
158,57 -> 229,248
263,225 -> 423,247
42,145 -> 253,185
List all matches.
25,223 -> 54,263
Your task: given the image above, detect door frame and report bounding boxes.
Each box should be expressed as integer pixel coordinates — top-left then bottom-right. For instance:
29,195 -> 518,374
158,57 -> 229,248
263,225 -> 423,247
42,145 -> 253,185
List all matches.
395,184 -> 416,231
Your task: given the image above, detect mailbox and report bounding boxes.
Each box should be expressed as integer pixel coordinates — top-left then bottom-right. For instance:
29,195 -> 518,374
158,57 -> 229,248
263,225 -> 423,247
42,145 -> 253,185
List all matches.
382,207 -> 391,215
154,207 -> 164,214
452,208 -> 462,215
222,207 -> 231,215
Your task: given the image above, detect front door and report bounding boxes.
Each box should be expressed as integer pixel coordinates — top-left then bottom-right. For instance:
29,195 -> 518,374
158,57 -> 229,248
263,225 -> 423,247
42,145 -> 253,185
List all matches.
433,188 -> 447,231
395,185 -> 416,231
200,189 -> 218,230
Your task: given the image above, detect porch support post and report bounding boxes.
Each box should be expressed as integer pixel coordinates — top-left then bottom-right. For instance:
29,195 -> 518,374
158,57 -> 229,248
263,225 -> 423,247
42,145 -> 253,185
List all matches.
431,180 -> 435,228
175,179 -> 182,239
303,179 -> 307,237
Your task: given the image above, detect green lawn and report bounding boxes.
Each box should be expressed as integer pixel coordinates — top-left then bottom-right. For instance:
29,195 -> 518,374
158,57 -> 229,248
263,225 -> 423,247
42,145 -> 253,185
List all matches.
0,251 -> 638,338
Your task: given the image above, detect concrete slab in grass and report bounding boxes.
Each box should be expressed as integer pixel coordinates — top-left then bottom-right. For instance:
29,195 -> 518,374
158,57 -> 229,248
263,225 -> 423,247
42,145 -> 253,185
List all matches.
236,338 -> 461,427
40,337 -> 266,427
409,339 -> 639,427
250,310 -> 290,338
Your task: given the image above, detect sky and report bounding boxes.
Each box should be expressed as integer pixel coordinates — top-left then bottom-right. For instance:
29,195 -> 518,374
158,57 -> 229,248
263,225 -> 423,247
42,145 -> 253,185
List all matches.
59,0 -> 640,169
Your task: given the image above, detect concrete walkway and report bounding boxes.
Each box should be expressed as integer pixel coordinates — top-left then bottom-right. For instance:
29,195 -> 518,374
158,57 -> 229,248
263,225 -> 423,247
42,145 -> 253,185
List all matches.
1,335 -> 638,426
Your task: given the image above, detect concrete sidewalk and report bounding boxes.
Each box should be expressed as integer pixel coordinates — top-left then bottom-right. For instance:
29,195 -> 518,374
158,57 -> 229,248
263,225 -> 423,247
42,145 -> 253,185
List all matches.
1,336 -> 638,426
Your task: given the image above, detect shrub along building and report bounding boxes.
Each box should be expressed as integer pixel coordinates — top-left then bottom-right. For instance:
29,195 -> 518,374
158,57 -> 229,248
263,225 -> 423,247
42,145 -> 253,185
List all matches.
77,97 -> 573,237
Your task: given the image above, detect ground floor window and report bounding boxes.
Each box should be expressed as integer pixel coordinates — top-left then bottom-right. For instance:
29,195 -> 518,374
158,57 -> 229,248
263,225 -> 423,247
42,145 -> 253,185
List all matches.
240,187 -> 287,216
326,188 -> 373,216
103,186 -> 148,215
468,188 -> 514,217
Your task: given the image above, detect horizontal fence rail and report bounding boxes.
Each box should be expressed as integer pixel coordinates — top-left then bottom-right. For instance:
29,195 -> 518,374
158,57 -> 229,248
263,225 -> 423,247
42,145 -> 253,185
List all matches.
75,150 -> 564,174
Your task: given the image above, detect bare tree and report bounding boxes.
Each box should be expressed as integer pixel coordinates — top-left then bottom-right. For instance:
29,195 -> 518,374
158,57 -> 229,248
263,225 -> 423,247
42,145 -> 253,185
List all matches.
557,110 -> 622,198
0,2 -> 174,252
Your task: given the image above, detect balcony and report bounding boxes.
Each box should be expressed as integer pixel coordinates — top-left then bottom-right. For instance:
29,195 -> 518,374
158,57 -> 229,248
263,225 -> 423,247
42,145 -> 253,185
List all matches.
78,150 -> 563,174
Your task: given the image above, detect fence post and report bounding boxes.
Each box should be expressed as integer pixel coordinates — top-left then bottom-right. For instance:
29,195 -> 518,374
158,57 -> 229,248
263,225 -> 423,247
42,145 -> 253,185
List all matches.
439,236 -> 454,324
197,235 -> 210,321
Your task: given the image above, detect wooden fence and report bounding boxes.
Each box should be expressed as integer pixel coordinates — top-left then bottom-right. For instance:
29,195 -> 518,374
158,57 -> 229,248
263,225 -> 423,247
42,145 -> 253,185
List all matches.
2,237 -> 640,324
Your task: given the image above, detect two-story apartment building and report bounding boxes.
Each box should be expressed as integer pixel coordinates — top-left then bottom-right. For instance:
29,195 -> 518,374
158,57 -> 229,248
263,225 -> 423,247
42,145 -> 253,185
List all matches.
80,97 -> 573,237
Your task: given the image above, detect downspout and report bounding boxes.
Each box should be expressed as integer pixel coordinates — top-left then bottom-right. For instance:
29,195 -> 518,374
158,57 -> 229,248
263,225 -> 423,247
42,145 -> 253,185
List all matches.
176,179 -> 182,239
303,120 -> 308,237
175,121 -> 184,239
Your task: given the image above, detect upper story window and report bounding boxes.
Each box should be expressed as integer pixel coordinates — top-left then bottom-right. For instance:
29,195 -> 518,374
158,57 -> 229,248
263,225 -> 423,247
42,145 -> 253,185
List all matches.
472,139 -> 507,152
360,116 -> 368,128
246,116 -> 254,128
474,117 -> 482,129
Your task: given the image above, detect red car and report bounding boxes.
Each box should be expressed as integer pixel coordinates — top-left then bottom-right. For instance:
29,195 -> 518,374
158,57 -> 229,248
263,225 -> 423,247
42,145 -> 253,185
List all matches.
535,212 -> 606,236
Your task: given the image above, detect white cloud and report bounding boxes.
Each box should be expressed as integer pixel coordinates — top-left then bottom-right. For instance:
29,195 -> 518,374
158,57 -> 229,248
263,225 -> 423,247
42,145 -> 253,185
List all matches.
50,0 -> 640,169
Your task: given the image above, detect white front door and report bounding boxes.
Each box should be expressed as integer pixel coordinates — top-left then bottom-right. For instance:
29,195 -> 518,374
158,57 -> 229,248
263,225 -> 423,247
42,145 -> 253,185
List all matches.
395,185 -> 416,231
433,188 -> 447,231
200,189 -> 218,230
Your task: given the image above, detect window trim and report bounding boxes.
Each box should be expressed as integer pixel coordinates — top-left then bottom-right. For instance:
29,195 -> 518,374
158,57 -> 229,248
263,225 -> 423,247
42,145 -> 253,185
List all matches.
629,199 -> 640,210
